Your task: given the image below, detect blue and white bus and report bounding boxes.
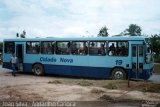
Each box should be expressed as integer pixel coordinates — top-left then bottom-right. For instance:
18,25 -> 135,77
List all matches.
2,36 -> 154,80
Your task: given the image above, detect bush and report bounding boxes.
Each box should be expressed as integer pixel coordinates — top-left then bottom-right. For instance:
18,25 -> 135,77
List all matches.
154,55 -> 160,63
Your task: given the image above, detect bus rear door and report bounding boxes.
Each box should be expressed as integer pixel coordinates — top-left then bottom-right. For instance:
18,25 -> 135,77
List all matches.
131,45 -> 144,79
15,42 -> 24,71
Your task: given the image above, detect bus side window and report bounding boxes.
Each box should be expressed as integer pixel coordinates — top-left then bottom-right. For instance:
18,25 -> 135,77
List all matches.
26,42 -> 40,54
41,42 -> 54,54
89,41 -> 106,56
56,41 -> 70,55
117,42 -> 128,56
108,41 -> 128,56
108,42 -> 116,56
4,42 -> 15,53
71,41 -> 88,55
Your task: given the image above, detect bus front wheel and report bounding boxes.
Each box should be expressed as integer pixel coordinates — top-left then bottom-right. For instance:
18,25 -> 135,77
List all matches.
111,68 -> 126,80
33,64 -> 44,76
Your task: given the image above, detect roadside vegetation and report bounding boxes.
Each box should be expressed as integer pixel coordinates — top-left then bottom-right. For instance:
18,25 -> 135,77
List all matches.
142,83 -> 160,93
149,34 -> 160,63
154,63 -> 160,74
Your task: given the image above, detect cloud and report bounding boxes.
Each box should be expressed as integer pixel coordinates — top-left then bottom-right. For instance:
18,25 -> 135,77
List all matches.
0,0 -> 160,40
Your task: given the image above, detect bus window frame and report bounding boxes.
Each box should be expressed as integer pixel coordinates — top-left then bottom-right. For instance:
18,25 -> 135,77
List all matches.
26,41 -> 40,54
41,41 -> 55,55
89,41 -> 106,56
108,41 -> 129,57
4,41 -> 15,54
71,41 -> 89,56
55,41 -> 71,55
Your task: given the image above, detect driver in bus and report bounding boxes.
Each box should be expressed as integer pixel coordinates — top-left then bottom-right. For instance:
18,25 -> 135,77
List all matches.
109,43 -> 115,55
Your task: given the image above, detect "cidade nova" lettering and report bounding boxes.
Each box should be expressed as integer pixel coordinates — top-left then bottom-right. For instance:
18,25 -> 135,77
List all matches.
60,58 -> 73,63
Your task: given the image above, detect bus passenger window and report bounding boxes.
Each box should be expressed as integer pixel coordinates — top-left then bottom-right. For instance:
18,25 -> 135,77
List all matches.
108,41 -> 128,56
71,41 -> 88,55
89,41 -> 106,55
56,41 -> 70,55
4,42 -> 15,53
108,42 -> 116,55
41,42 -> 54,54
26,42 -> 40,54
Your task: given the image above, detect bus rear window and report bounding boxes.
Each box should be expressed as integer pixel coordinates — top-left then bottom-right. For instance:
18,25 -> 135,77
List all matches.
4,42 -> 15,53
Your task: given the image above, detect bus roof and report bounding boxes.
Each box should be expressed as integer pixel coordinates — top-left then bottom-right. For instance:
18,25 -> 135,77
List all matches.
3,36 -> 146,42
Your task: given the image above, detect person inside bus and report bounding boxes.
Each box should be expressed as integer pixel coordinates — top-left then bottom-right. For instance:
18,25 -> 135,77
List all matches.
98,44 -> 105,55
79,42 -> 87,55
72,43 -> 78,54
66,42 -> 71,54
85,45 -> 88,54
109,43 -> 115,55
10,53 -> 18,76
51,42 -> 55,54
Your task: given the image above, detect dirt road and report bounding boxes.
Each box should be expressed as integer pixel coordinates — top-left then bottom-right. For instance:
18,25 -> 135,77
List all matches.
0,66 -> 160,107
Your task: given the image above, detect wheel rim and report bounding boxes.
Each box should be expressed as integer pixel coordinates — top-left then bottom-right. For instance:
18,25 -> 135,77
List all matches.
35,66 -> 41,75
114,71 -> 123,79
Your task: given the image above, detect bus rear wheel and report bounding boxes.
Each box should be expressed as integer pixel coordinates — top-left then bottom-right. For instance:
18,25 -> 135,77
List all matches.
111,68 -> 126,80
33,64 -> 44,76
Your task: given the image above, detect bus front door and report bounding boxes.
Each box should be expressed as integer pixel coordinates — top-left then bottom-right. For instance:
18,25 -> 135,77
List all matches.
16,44 -> 24,71
132,45 -> 144,79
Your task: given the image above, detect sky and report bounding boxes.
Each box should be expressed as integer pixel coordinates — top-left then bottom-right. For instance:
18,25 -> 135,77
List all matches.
0,0 -> 160,40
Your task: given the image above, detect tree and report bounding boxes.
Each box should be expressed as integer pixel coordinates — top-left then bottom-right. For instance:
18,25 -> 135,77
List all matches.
98,26 -> 109,37
123,24 -> 142,36
149,34 -> 160,55
0,42 -> 3,53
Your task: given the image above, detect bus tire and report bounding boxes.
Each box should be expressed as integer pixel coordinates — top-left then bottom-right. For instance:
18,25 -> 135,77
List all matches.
111,68 -> 126,80
33,64 -> 44,76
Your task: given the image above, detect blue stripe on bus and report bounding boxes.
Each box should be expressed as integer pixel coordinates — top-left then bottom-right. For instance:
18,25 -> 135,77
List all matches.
23,63 -> 112,79
3,62 -> 152,80
23,63 -> 152,79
